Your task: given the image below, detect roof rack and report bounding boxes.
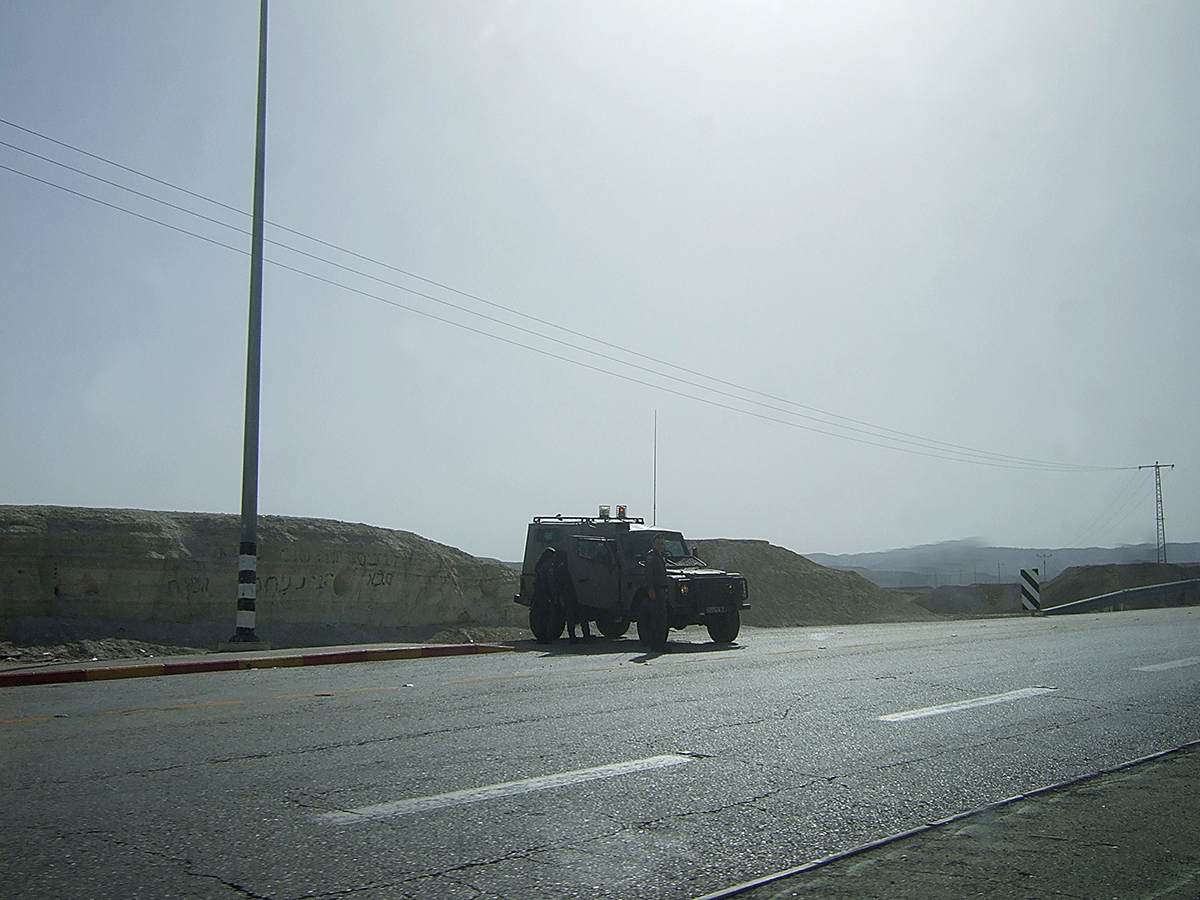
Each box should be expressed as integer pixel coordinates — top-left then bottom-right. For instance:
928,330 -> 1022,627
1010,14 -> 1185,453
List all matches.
532,515 -> 646,525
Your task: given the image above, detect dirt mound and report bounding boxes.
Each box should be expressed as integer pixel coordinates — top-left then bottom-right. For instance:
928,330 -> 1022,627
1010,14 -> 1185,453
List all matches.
1,505 -> 522,650
695,539 -> 940,626
866,564 -> 1200,617
1043,562 -> 1200,609
913,583 -> 1023,617
2,508 -> 945,658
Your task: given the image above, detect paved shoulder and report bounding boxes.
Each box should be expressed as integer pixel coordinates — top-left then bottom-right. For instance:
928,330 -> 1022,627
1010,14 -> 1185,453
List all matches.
701,741 -> 1200,900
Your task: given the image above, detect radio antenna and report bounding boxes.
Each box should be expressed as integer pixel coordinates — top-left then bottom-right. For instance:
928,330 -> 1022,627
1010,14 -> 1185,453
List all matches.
652,409 -> 658,527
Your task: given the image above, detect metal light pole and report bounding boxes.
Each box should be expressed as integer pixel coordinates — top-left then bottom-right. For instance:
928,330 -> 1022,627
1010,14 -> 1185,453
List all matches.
228,0 -> 270,647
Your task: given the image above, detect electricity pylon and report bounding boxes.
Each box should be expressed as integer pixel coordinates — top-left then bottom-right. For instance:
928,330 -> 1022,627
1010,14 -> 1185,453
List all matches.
1138,462 -> 1174,564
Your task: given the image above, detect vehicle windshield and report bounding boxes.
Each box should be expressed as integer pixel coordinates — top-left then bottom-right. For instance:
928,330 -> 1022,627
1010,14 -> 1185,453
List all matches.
620,531 -> 689,560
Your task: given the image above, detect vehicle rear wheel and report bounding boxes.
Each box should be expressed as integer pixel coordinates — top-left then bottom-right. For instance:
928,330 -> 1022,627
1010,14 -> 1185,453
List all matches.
637,594 -> 669,651
706,607 -> 740,644
596,616 -> 631,639
530,596 -> 565,644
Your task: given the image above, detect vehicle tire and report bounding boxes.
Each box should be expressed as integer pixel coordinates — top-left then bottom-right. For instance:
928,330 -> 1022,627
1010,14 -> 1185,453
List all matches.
706,607 -> 740,644
530,596 -> 565,644
596,616 -> 631,639
637,594 -> 669,651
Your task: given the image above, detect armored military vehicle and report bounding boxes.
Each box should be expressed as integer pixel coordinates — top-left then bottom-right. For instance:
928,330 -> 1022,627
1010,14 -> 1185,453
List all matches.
514,506 -> 749,650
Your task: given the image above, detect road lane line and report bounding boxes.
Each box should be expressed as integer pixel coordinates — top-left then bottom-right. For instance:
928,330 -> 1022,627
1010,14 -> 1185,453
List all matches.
1135,656 -> 1200,672
879,687 -> 1057,722
316,753 -> 698,824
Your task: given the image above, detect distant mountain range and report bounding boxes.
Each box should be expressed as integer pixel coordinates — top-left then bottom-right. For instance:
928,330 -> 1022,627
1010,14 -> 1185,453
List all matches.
806,540 -> 1200,589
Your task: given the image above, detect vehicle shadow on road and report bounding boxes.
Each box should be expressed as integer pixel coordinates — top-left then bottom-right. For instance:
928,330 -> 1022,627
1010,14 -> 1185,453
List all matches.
628,639 -> 747,663
511,635 -> 746,660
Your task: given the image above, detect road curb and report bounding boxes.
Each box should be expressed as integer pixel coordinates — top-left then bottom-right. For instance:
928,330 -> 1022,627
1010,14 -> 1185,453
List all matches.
0,643 -> 519,688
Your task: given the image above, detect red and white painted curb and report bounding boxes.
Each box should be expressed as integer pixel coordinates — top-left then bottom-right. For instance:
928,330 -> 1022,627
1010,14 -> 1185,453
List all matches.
0,643 -> 517,688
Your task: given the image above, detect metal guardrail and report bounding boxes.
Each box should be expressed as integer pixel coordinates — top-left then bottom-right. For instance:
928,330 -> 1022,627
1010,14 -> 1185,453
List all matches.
1041,579 -> 1200,616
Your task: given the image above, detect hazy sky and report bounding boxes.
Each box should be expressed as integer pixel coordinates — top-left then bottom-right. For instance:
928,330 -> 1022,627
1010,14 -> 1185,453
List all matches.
2,1 -> 1197,562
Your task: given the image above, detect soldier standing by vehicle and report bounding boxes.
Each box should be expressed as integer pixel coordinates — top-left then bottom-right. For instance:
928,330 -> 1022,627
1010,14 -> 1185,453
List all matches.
640,533 -> 673,650
646,534 -> 670,602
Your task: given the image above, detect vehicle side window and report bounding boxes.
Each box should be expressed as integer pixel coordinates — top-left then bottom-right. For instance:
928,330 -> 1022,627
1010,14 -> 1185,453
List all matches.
618,535 -> 644,558
576,537 -> 613,562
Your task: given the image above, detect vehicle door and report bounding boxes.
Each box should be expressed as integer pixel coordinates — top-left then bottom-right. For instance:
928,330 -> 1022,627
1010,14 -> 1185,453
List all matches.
569,536 -> 621,611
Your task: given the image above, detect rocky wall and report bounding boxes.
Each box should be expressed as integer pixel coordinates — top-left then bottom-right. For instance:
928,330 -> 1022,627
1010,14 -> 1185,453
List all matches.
0,506 -> 522,645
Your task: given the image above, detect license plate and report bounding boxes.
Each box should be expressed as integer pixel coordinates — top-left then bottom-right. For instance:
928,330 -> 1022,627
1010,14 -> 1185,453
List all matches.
705,606 -> 727,615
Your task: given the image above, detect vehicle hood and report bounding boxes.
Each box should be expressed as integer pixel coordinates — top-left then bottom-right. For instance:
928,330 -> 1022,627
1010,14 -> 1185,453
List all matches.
668,565 -> 742,578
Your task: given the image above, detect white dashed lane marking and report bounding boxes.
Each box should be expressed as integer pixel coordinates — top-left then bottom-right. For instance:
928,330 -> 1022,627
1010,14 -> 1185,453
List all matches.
1135,656 -> 1200,672
879,687 -> 1058,722
317,753 -> 700,824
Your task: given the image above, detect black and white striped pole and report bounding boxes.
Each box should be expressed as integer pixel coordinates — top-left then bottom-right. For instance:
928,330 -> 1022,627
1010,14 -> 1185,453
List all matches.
227,0 -> 270,648
1020,568 -> 1041,614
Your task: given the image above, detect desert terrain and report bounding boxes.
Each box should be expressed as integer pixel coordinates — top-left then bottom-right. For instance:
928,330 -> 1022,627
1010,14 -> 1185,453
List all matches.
3,506 -> 1195,666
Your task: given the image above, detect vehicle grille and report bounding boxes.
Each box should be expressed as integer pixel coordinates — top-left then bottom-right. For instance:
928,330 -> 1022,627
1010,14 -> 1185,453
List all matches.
688,577 -> 741,610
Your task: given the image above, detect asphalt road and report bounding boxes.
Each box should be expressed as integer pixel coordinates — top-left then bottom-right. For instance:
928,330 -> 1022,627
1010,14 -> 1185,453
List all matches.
2,608 -> 1199,899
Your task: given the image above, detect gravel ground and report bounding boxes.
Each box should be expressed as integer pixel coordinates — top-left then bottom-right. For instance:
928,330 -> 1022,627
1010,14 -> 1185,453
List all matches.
424,626 -> 534,645
0,638 -> 213,667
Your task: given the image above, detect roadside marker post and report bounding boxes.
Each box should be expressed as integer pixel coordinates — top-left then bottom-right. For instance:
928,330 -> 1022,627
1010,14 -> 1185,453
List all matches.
1020,568 -> 1041,613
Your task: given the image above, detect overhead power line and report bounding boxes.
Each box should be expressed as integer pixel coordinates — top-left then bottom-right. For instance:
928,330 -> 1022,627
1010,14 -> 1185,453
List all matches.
0,117 -> 1137,474
1067,469 -> 1152,548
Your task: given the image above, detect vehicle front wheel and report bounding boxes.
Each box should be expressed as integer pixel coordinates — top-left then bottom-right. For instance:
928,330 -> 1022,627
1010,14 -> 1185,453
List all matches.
530,596 -> 565,644
706,607 -> 740,644
596,616 -> 631,639
637,594 -> 669,651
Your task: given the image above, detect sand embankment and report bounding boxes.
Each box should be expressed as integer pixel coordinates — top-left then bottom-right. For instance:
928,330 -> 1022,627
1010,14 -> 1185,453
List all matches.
0,506 -> 522,648
2,507 -> 948,652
